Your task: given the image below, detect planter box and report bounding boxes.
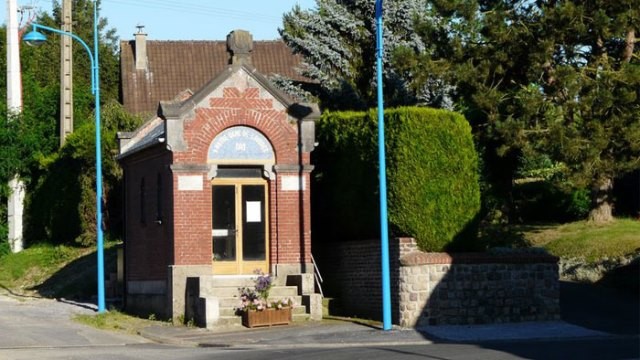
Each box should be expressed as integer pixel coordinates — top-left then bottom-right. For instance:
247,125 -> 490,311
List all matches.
242,308 -> 292,328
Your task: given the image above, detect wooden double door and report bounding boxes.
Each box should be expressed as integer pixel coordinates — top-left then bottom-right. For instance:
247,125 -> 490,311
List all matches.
211,178 -> 269,275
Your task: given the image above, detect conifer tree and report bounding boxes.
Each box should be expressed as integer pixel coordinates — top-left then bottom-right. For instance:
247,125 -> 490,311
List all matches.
400,0 -> 640,222
280,0 -> 450,109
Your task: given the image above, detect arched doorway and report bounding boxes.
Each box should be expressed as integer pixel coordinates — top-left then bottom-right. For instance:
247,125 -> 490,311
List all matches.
208,126 -> 275,275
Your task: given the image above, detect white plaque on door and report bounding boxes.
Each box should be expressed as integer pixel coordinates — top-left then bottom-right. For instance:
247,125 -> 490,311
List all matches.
246,201 -> 261,222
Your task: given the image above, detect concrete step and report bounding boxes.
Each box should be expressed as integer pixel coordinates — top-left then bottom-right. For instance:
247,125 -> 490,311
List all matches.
215,294 -> 303,309
201,287 -> 245,298
218,297 -> 303,311
200,275 -> 255,288
201,285 -> 299,298
293,312 -> 310,322
214,316 -> 242,326
194,275 -> 317,328
269,286 -> 298,297
218,297 -> 242,308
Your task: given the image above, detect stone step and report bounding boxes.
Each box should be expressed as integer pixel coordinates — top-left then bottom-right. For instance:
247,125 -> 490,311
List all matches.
215,316 -> 243,326
293,313 -> 310,322
269,286 -> 299,297
215,294 -> 303,308
201,285 -> 299,298
200,275 -> 256,288
217,297 -> 239,308
202,286 -> 300,299
194,275 -> 317,328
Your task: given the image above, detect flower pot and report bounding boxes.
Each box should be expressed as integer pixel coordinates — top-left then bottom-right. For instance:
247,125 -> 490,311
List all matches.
242,307 -> 292,328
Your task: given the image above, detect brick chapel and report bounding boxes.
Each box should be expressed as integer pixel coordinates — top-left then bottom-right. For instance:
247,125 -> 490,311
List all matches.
117,29 -> 321,324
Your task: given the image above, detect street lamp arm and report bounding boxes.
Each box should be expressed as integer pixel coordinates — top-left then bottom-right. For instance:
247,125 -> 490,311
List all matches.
21,3 -> 105,314
24,23 -> 98,95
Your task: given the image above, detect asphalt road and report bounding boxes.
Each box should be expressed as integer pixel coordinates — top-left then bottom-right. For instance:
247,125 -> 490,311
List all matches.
0,290 -> 638,360
2,338 -> 639,360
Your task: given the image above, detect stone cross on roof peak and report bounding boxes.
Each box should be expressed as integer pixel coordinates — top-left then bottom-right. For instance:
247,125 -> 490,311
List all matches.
227,29 -> 253,65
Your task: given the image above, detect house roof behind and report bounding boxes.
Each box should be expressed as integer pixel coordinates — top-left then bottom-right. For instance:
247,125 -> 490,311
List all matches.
120,38 -> 309,115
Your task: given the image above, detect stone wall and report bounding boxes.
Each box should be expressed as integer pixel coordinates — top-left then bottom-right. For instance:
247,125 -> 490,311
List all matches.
399,251 -> 560,327
321,238 -> 560,327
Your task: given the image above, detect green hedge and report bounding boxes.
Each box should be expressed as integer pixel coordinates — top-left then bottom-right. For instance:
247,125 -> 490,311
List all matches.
313,107 -> 480,251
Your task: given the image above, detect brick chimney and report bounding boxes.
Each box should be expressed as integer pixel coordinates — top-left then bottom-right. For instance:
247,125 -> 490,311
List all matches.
227,29 -> 253,65
134,25 -> 148,71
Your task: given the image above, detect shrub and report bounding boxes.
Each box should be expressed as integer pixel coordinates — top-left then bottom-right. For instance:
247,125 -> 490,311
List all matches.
0,239 -> 9,258
513,181 -> 590,223
313,107 -> 480,251
23,101 -> 144,246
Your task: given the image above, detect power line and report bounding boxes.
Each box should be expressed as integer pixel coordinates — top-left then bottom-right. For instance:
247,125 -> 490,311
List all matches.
102,0 -> 283,24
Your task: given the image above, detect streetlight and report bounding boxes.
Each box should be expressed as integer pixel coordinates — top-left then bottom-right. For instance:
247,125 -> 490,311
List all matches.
22,3 -> 106,313
375,0 -> 392,331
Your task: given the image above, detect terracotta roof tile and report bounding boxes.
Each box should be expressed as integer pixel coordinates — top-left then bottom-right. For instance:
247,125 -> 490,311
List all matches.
120,39 -> 308,115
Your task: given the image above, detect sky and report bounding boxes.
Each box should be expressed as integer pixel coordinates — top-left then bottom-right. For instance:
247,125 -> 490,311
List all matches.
3,0 -> 317,41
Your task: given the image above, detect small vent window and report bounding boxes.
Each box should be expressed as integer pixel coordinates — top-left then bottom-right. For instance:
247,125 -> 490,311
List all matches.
216,167 -> 263,178
140,177 -> 146,224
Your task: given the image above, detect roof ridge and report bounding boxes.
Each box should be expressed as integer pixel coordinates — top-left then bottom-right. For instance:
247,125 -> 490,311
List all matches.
121,39 -> 285,44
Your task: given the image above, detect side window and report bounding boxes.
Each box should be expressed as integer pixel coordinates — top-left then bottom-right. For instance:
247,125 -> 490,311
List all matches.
140,177 -> 146,224
156,173 -> 163,223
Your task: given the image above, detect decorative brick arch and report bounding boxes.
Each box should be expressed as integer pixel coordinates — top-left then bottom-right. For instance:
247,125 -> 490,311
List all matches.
175,88 -> 299,165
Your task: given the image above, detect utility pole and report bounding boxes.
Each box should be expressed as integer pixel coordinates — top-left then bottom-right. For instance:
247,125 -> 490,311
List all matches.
60,0 -> 73,146
6,0 -> 25,253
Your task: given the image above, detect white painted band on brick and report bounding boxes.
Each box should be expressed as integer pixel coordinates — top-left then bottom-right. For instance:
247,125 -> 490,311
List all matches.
178,175 -> 203,191
281,175 -> 305,191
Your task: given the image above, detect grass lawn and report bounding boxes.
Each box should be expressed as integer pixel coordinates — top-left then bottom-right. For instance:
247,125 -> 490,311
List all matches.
74,310 -> 166,335
0,242 -> 121,298
0,244 -> 91,294
0,243 -> 167,334
521,218 -> 640,263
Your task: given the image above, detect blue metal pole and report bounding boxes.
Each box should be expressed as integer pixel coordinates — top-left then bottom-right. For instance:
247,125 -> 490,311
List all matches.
375,0 -> 392,331
93,2 -> 106,314
24,2 -> 105,313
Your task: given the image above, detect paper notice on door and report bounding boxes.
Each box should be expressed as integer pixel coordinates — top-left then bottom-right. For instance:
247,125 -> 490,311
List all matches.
246,201 -> 261,222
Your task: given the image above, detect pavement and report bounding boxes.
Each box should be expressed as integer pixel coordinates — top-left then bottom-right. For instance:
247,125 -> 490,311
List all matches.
139,319 -> 619,349
137,281 -> 640,348
0,295 -> 149,349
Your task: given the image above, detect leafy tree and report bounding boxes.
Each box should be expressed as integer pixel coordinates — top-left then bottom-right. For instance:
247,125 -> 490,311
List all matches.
397,0 -> 640,223
25,101 -> 143,246
0,0 -> 125,247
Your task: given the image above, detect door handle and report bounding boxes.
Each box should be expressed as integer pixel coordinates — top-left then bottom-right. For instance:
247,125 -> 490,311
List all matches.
212,229 -> 238,236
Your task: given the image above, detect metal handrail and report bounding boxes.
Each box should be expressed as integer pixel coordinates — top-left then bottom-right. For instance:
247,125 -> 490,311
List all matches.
311,253 -> 324,298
